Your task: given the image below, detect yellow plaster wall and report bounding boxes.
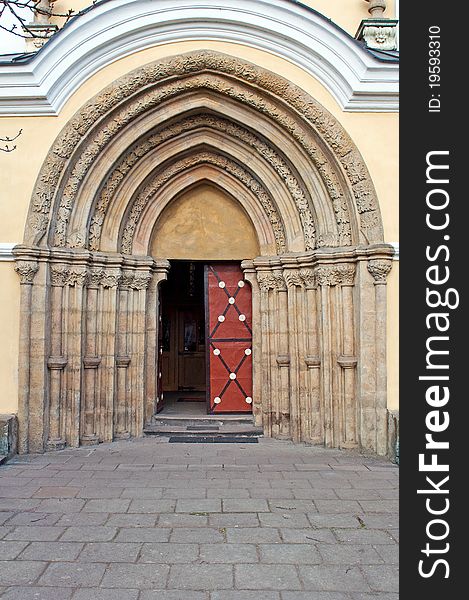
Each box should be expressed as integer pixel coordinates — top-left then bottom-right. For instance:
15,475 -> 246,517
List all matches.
151,184 -> 260,260
0,263 -> 20,414
0,22 -> 399,415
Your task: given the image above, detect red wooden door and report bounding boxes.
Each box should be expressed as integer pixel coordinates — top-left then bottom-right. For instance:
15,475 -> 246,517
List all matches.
205,264 -> 253,413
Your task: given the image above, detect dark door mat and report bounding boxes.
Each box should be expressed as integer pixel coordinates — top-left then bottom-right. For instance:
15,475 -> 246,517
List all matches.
168,436 -> 259,443
186,426 -> 220,431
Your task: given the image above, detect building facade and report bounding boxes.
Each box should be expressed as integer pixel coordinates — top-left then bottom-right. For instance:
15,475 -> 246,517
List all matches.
0,0 -> 399,458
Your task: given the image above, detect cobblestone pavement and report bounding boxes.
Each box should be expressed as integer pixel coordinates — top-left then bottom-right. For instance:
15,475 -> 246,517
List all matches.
0,437 -> 399,599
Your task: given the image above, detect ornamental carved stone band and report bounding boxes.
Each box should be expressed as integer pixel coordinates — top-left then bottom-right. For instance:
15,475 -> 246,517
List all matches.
27,51 -> 382,252
315,264 -> 356,287
367,259 -> 392,284
120,152 -> 286,255
89,115 -> 315,253
15,261 -> 39,285
50,267 -> 101,287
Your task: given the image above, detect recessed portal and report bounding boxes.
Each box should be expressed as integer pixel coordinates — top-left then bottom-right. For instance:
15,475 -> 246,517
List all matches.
158,261 -> 253,416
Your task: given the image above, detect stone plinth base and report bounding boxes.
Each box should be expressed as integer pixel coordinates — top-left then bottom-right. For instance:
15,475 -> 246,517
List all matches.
0,414 -> 18,462
387,409 -> 399,464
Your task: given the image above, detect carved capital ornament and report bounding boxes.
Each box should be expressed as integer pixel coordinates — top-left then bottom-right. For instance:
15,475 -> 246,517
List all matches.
368,259 -> 392,284
15,261 -> 39,285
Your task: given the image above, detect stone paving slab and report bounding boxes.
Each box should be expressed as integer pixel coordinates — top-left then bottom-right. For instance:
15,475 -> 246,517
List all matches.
0,437 -> 398,598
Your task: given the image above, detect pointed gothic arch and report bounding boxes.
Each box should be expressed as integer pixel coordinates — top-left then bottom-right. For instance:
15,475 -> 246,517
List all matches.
14,51 -> 394,455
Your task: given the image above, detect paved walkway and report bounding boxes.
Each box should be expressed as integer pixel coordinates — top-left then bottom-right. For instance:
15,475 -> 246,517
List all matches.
0,437 -> 399,599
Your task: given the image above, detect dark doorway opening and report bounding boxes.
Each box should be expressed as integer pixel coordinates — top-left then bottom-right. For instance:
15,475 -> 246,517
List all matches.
158,260 -> 253,417
159,261 -> 206,415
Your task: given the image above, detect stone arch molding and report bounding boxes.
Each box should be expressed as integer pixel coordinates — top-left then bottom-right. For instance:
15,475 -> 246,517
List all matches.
14,50 -> 395,457
26,50 -> 383,249
0,0 -> 399,115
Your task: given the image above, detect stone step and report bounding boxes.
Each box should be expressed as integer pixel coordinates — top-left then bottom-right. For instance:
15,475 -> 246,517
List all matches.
144,417 -> 263,438
144,428 -> 264,438
151,415 -> 255,428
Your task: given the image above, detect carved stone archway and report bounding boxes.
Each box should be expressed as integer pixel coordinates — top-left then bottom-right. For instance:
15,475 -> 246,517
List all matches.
14,51 -> 393,455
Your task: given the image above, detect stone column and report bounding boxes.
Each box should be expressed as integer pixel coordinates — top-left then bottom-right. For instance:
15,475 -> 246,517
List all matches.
14,260 -> 39,454
131,271 -> 153,437
368,259 -> 392,455
144,263 -> 169,427
355,259 -> 377,452
99,267 -> 121,441
47,265 -> 68,450
273,269 -> 291,438
337,264 -> 358,448
115,271 -> 132,439
63,267 -> 87,448
283,268 -> 304,443
80,268 -> 102,445
315,265 -> 336,447
300,267 -> 322,444
257,271 -> 276,436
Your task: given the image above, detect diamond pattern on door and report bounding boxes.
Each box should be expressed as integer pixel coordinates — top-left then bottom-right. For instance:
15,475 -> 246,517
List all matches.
205,264 -> 253,413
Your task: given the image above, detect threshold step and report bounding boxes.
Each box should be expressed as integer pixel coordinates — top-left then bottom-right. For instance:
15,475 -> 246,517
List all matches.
144,427 -> 263,437
168,436 -> 259,444
152,416 -> 254,428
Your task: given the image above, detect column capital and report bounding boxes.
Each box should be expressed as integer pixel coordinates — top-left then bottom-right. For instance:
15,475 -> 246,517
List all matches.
65,268 -> 88,287
101,269 -> 122,289
337,263 -> 356,286
272,270 -> 287,292
368,259 -> 392,284
130,272 -> 153,290
315,263 -> 356,287
87,268 -> 104,289
299,268 -> 317,290
283,269 -> 303,289
15,260 -> 39,285
50,265 -> 69,287
257,271 -> 277,292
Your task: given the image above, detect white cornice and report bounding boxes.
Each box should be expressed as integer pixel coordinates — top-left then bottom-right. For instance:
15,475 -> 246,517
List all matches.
0,243 -> 16,262
0,0 -> 399,116
390,242 -> 399,260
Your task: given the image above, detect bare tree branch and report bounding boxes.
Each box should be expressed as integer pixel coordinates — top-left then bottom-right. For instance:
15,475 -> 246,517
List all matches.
0,128 -> 23,152
0,1 -> 75,40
